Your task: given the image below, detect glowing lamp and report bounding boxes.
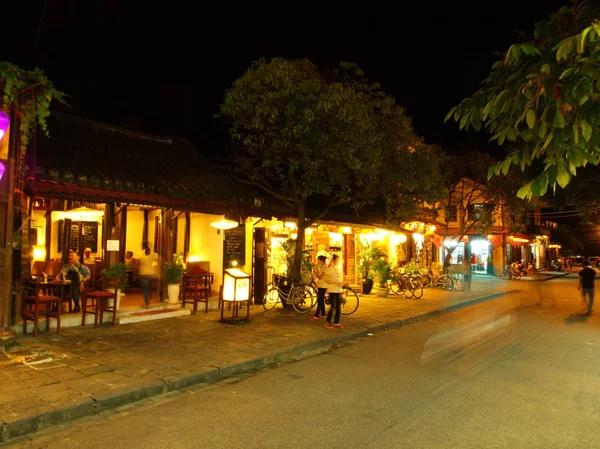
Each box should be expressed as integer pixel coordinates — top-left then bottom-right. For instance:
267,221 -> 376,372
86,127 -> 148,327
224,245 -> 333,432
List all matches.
63,207 -> 104,221
0,110 -> 9,142
210,218 -> 238,230
220,268 -> 252,323
398,234 -> 407,243
223,268 -> 251,302
32,246 -> 46,260
0,161 -> 5,181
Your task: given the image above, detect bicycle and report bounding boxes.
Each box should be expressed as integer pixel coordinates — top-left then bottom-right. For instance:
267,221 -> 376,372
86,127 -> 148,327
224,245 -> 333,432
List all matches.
430,266 -> 455,291
390,271 -> 423,299
262,274 -> 315,313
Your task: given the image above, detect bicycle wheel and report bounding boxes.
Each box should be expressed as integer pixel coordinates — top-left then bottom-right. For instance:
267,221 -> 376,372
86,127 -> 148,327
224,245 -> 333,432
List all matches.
403,279 -> 414,298
263,286 -> 279,311
389,280 -> 402,295
290,286 -> 314,313
303,283 -> 319,310
420,274 -> 431,288
411,279 -> 424,299
341,287 -> 359,315
442,275 -> 454,291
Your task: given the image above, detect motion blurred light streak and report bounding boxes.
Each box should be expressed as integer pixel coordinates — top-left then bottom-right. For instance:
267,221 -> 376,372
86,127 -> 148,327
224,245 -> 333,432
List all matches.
421,309 -> 514,372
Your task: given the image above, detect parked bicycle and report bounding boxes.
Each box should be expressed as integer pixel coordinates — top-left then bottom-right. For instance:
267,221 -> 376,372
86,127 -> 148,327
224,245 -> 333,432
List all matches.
390,271 -> 424,298
263,274 -> 315,313
430,265 -> 457,291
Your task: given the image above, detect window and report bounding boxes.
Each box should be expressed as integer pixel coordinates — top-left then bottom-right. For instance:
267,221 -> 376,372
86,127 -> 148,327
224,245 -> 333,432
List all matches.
468,203 -> 492,220
445,205 -> 457,223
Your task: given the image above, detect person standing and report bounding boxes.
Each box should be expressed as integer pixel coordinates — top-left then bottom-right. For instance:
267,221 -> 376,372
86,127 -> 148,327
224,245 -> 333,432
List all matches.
58,250 -> 91,313
461,258 -> 471,291
578,259 -> 596,316
310,255 -> 328,321
324,254 -> 344,330
138,246 -> 159,307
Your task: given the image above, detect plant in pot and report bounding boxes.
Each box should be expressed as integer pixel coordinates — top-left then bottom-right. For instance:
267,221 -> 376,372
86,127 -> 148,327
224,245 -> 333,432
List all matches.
359,243 -> 387,294
100,262 -> 129,309
164,253 -> 186,304
373,257 -> 392,297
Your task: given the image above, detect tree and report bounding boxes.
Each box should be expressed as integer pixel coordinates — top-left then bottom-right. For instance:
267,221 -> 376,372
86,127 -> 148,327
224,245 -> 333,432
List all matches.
217,58 -> 443,281
446,0 -> 600,199
435,151 -> 527,266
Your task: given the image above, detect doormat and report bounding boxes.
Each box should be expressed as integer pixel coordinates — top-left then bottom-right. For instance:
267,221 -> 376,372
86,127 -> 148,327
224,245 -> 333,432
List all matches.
131,308 -> 180,316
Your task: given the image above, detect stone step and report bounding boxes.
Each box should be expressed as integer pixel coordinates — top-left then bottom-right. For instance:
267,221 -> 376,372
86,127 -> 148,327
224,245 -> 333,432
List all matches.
118,307 -> 191,324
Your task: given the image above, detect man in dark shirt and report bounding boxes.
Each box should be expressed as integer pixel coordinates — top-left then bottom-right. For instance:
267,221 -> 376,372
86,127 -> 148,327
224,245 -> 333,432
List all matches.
578,260 -> 596,316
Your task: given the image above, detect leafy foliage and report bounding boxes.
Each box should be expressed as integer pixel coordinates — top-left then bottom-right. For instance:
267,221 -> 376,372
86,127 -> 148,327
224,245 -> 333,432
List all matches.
359,242 -> 387,280
0,61 -> 67,154
164,253 -> 186,284
217,58 -> 443,280
445,1 -> 600,199
373,257 -> 392,288
100,262 -> 129,291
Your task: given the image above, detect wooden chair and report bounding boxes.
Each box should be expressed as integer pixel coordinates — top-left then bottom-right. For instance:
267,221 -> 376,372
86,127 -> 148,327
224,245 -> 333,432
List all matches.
81,277 -> 120,327
180,274 -> 210,314
83,263 -> 100,291
22,281 -> 61,336
46,261 -> 63,280
31,261 -> 47,278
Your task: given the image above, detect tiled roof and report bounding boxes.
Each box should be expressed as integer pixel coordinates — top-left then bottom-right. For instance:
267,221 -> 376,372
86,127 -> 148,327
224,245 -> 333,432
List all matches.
26,111 -> 280,217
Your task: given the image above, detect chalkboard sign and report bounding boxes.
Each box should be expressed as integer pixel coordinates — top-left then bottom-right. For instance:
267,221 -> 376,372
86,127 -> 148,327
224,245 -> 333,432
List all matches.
223,224 -> 246,267
58,220 -> 99,253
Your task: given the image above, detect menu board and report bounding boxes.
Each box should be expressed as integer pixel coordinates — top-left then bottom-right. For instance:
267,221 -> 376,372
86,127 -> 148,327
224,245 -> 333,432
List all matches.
223,224 -> 246,267
58,220 -> 99,253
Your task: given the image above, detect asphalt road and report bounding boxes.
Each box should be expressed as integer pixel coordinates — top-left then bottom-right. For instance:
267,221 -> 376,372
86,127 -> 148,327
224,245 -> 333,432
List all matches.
6,275 -> 600,449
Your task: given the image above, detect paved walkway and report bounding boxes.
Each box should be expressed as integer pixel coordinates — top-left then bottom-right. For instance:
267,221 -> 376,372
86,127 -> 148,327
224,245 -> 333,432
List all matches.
0,273 -> 566,443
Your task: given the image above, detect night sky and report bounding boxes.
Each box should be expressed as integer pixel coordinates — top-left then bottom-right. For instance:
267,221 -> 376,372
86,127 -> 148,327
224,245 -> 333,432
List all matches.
4,1 -> 570,161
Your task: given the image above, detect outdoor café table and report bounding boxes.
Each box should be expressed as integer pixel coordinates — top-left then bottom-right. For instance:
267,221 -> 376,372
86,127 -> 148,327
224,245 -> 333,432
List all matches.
39,279 -> 73,313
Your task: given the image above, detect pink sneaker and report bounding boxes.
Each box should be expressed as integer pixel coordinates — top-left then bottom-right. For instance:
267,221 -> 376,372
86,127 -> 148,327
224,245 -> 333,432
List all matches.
324,324 -> 335,330
309,316 -> 319,321
333,324 -> 344,329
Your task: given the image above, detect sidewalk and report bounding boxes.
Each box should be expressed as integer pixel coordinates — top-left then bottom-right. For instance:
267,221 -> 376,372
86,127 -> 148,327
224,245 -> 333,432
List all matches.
0,274 -> 561,443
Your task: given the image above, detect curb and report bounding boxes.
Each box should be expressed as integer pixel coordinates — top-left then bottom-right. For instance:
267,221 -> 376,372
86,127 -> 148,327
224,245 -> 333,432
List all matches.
1,289 -> 515,443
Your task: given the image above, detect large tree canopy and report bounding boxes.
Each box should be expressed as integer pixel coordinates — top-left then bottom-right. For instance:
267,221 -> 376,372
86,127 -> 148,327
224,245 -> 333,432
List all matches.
217,58 -> 442,280
446,0 -> 600,200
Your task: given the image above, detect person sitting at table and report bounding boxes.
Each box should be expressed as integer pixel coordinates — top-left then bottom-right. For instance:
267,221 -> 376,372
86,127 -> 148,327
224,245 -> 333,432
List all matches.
58,250 -> 91,313
125,251 -> 134,267
83,247 -> 95,264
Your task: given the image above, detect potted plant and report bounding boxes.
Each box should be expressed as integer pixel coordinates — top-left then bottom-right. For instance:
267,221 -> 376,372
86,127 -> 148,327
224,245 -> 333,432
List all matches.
164,253 -> 185,304
100,262 -> 129,309
373,257 -> 392,297
359,243 -> 387,294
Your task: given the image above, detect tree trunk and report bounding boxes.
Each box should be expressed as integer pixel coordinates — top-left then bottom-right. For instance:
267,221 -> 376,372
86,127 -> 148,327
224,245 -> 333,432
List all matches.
291,205 -> 306,283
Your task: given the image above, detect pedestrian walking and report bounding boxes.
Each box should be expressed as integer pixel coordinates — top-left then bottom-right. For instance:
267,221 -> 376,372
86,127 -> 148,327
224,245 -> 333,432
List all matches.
461,258 -> 471,291
310,255 -> 328,320
578,259 -> 596,316
324,254 -> 344,329
138,245 -> 159,307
